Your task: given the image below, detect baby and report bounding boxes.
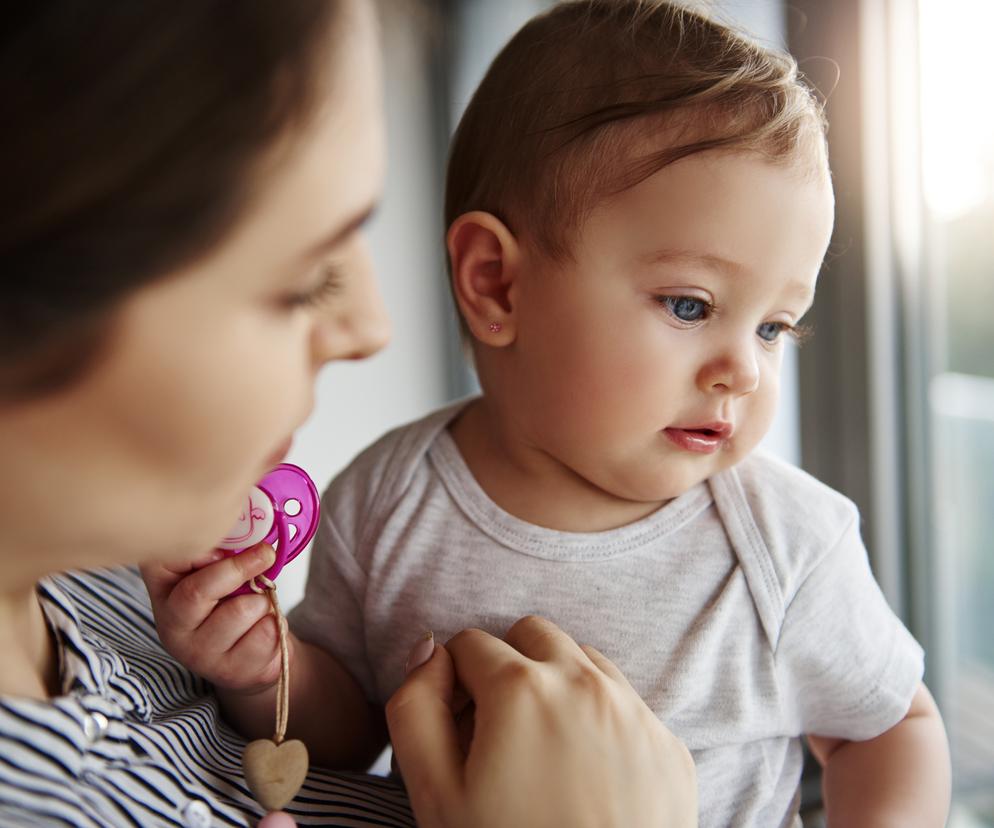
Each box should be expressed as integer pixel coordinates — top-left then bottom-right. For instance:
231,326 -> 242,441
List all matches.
162,2 -> 951,825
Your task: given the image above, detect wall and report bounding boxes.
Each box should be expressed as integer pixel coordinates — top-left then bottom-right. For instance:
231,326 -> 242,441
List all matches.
278,4 -> 452,606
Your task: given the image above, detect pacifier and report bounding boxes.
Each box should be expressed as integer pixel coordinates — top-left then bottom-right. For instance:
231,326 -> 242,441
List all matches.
217,463 -> 320,597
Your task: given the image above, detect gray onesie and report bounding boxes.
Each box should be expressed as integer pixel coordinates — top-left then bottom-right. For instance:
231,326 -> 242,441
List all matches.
289,400 -> 923,828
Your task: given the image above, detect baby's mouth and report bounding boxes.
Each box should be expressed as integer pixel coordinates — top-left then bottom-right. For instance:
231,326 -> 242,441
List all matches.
663,422 -> 732,454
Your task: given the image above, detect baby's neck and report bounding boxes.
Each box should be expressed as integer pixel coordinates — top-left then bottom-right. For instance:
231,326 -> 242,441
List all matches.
449,399 -> 667,533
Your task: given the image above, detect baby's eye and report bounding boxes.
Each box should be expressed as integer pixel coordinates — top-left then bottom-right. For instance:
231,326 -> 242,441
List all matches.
659,296 -> 711,323
757,321 -> 790,342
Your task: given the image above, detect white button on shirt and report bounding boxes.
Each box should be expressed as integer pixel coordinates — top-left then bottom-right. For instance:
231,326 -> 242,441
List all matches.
82,710 -> 110,742
183,799 -> 213,828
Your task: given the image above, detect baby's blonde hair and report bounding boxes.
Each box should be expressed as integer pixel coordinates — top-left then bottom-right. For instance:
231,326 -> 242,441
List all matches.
445,0 -> 827,264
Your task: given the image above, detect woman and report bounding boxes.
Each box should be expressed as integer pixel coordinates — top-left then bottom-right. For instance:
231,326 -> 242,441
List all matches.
0,1 -> 697,825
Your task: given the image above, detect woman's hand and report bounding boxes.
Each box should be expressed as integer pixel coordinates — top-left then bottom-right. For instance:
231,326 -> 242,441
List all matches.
140,544 -> 284,692
386,616 -> 698,828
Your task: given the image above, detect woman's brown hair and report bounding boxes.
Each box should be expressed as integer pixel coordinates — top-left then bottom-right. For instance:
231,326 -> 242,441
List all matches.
1,1 -> 342,398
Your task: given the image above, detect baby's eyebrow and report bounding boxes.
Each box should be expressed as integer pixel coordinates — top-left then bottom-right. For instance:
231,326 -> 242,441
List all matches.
644,249 -> 817,309
641,249 -> 743,277
784,282 -> 816,308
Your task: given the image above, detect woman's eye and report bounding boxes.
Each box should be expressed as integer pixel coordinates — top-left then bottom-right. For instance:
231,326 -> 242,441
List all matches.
757,321 -> 789,342
284,266 -> 341,309
660,295 -> 710,322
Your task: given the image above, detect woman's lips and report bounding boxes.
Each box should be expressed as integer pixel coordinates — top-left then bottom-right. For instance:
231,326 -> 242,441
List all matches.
663,425 -> 730,454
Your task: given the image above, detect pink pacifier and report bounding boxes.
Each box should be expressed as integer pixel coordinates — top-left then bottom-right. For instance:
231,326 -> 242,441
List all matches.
217,463 -> 320,597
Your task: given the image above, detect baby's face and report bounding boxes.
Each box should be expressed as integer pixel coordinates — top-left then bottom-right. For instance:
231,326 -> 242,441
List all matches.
511,150 -> 834,503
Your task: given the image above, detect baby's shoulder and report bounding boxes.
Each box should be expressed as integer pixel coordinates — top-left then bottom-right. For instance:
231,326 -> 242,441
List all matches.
322,400 -> 467,521
734,450 -> 857,529
727,450 -> 861,585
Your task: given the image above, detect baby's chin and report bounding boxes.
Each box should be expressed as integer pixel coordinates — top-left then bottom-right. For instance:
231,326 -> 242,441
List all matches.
622,452 -> 747,502
603,471 -> 707,507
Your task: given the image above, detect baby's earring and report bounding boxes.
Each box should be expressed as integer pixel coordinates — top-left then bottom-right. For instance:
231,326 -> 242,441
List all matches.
488,321 -> 503,333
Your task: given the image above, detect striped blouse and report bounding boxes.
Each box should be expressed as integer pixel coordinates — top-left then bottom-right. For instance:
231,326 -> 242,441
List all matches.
0,567 -> 414,827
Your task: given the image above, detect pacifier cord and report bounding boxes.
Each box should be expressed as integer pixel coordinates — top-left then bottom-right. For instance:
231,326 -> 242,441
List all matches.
249,574 -> 290,744
241,574 -> 308,817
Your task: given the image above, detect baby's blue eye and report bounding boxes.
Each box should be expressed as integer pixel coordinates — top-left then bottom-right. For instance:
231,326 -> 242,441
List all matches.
661,296 -> 709,322
757,321 -> 788,342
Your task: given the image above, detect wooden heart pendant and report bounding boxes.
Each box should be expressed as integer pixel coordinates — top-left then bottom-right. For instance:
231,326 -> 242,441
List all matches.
243,738 -> 309,811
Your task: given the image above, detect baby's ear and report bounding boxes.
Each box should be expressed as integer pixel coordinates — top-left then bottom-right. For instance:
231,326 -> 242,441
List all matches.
446,211 -> 520,346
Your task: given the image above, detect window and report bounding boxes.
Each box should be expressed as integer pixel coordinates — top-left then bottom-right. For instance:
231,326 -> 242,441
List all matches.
791,0 -> 994,822
919,0 -> 994,820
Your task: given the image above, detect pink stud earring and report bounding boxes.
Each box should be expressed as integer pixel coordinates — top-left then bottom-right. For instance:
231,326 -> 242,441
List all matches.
488,321 -> 503,333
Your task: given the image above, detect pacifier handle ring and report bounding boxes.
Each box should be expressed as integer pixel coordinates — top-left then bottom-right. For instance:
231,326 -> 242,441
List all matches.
250,508 -> 290,593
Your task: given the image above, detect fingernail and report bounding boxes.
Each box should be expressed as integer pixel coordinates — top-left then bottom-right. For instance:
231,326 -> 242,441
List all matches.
404,631 -> 434,674
258,545 -> 276,566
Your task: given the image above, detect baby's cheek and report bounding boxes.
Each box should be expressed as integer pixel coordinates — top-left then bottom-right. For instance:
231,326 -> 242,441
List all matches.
729,389 -> 779,461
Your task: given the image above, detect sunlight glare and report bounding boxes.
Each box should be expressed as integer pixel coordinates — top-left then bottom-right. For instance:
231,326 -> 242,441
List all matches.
919,0 -> 994,222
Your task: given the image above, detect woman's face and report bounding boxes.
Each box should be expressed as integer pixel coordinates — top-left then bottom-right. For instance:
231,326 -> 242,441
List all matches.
2,1 -> 388,574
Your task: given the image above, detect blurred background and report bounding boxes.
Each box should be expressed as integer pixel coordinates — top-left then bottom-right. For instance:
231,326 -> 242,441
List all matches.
279,0 -> 994,822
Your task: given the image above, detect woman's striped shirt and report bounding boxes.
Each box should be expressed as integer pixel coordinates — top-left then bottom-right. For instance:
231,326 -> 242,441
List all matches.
0,566 -> 414,827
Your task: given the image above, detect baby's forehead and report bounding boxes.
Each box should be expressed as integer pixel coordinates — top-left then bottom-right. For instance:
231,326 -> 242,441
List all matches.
523,105 -> 830,240
553,148 -> 833,295
557,132 -> 830,232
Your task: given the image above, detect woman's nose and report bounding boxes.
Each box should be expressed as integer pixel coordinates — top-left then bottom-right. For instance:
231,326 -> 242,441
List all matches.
311,244 -> 392,365
696,341 -> 760,396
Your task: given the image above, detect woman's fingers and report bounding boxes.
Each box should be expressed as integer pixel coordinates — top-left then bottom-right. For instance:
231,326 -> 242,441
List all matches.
393,619 -> 699,828
502,615 -> 587,665
443,620 -> 618,710
385,642 -> 463,819
444,627 -> 528,701
580,643 -> 632,687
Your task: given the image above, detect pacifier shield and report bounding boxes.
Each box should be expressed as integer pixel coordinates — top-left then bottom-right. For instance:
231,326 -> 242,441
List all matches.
217,486 -> 274,550
219,463 -> 320,597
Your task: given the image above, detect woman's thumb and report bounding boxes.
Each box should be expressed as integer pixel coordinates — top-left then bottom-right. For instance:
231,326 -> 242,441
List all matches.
386,637 -> 462,812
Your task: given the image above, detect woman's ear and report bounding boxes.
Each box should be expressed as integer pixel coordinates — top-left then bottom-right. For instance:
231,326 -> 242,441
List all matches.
446,211 -> 520,346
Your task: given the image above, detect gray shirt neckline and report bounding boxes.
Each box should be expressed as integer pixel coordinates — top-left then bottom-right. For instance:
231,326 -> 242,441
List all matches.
429,423 -> 714,562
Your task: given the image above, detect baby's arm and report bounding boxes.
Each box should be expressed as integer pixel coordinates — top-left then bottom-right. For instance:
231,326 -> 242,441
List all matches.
217,637 -> 387,770
807,682 -> 951,827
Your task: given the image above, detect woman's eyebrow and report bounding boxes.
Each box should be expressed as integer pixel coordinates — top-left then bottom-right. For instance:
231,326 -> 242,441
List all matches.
301,202 -> 378,262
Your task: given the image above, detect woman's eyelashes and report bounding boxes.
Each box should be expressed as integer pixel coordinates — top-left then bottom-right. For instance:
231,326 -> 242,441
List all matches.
283,265 -> 342,309
654,294 -> 811,344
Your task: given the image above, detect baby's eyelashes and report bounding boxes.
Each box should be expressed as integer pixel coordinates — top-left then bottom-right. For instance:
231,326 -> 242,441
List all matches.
757,321 -> 790,342
756,319 -> 814,345
655,295 -> 714,323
